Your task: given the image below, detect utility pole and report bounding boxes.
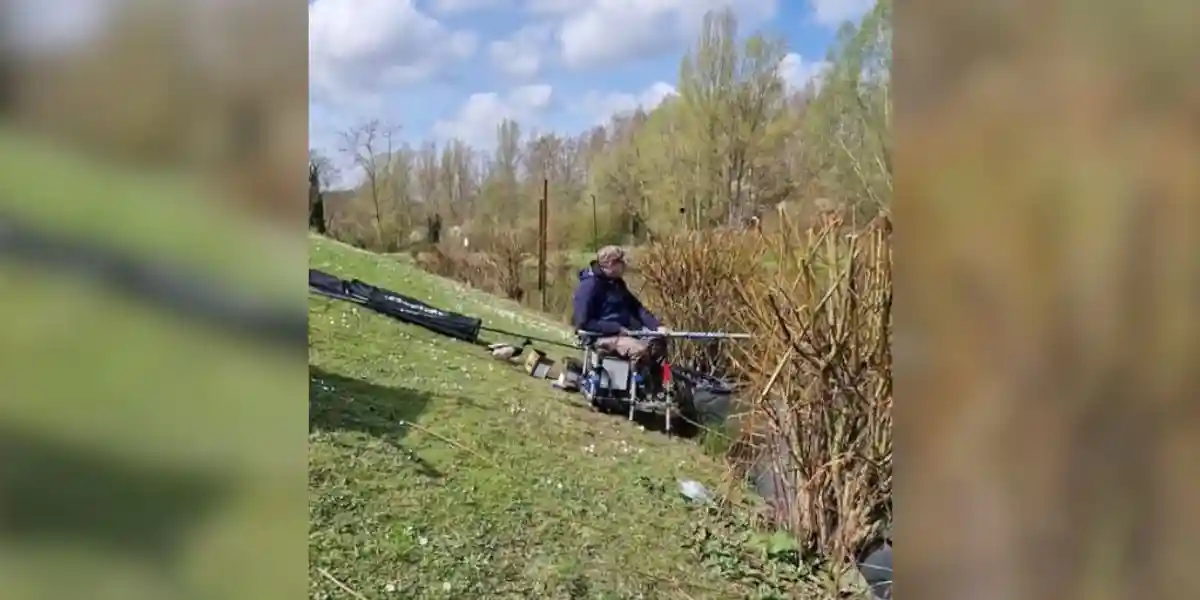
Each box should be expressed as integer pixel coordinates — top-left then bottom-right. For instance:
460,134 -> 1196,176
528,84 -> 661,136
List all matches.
537,178 -> 548,312
591,194 -> 598,250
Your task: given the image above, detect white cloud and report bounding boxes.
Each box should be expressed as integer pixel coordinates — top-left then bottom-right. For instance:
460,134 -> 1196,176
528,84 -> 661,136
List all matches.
430,0 -> 505,13
432,84 -> 556,146
488,24 -> 554,79
778,52 -> 831,92
810,0 -> 874,29
550,0 -> 778,70
309,0 -> 477,108
524,0 -> 577,13
582,81 -> 677,124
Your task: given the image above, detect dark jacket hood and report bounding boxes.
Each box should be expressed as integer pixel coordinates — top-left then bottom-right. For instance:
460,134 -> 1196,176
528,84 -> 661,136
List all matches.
578,261 -> 603,282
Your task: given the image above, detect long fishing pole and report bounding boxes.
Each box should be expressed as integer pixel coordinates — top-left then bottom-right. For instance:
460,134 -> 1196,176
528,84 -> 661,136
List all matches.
483,327 -> 752,349
577,330 -> 752,341
478,324 -> 579,349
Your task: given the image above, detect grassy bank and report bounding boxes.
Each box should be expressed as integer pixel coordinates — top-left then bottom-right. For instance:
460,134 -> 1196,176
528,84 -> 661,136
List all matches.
309,235 -> 855,598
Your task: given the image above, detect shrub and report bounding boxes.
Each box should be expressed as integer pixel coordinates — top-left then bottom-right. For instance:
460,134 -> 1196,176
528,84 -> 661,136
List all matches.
636,230 -> 767,376
408,230 -> 578,322
730,211 -> 892,560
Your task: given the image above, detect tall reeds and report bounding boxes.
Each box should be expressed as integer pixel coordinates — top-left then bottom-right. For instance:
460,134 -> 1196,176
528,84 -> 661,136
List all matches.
640,211 -> 893,560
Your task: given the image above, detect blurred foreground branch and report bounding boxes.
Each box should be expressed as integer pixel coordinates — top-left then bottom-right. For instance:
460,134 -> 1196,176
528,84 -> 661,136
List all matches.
0,211 -> 306,351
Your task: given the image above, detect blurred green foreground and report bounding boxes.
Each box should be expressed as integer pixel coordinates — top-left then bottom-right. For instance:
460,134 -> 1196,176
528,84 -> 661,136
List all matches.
0,127 -> 305,600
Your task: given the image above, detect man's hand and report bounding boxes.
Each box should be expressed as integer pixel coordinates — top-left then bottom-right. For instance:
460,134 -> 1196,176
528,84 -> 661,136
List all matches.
656,326 -> 671,334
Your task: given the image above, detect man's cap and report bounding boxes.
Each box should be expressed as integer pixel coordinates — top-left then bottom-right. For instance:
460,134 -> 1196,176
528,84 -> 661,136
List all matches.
596,245 -> 626,266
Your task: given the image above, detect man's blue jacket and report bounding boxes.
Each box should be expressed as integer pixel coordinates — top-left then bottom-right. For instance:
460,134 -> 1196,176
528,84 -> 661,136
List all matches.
571,261 -> 661,335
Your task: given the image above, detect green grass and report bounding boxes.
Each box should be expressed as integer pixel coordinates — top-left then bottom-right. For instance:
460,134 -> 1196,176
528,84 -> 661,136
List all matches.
0,126 -> 302,600
308,236 -> 840,599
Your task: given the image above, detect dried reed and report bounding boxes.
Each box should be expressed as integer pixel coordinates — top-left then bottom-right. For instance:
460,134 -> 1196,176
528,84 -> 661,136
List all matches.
730,211 -> 892,559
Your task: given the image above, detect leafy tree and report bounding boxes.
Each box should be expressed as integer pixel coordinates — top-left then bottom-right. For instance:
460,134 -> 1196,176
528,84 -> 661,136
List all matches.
318,4 -> 891,251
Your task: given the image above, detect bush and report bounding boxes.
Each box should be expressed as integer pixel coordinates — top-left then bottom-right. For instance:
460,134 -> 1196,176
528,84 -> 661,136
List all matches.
408,230 -> 579,322
636,230 -> 767,376
730,211 -> 892,560
639,209 -> 892,562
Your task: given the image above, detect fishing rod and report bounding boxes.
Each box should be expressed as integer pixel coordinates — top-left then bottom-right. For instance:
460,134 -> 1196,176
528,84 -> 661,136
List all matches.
484,327 -> 752,349
481,326 -> 752,362
577,330 -> 752,341
478,324 -> 579,350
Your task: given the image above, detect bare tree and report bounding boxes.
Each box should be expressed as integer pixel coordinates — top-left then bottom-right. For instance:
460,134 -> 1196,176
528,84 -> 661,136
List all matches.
387,146 -> 415,240
308,149 -> 338,234
439,139 -> 476,223
478,119 -> 523,229
339,120 -> 400,249
308,149 -> 339,190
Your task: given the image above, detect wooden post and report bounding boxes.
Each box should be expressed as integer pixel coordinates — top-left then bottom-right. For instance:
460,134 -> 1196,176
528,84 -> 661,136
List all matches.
538,178 -> 548,312
591,194 -> 598,250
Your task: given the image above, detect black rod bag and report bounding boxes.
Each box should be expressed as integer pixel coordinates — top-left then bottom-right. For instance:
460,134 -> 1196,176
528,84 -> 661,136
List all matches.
308,269 -> 363,303
308,269 -> 482,343
348,279 -> 482,343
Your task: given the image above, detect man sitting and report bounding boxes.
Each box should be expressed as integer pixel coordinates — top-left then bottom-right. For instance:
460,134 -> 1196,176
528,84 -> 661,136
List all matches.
571,246 -> 669,386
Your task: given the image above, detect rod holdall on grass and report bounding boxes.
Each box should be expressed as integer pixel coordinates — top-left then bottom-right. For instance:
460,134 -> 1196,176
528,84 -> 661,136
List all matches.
309,269 -> 482,343
309,269 -> 359,303
348,279 -> 482,343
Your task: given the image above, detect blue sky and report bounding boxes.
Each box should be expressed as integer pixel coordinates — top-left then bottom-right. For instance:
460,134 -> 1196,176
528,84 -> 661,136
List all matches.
309,0 -> 875,155
8,0 -> 873,163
